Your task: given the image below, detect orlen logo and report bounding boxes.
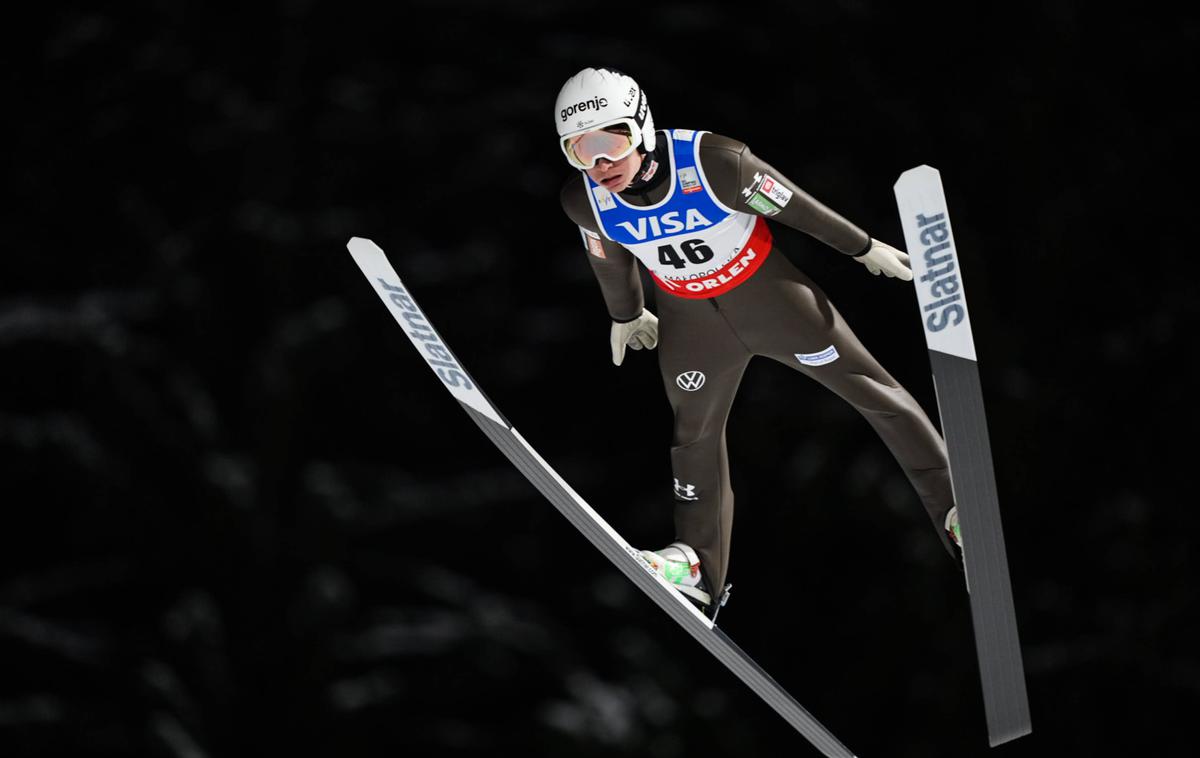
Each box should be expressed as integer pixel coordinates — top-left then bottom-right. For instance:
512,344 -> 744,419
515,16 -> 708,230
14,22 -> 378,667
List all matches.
560,95 -> 608,122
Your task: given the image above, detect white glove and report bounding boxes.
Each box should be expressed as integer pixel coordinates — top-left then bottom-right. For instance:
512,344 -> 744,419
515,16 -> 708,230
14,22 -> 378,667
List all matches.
610,309 -> 659,366
854,239 -> 913,281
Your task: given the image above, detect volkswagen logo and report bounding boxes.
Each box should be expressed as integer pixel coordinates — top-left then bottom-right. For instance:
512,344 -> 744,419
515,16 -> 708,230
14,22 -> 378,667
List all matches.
676,371 -> 706,391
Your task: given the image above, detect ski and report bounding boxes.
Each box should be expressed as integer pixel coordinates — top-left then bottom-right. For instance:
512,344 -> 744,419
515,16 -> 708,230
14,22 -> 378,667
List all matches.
893,166 -> 1032,747
347,236 -> 858,758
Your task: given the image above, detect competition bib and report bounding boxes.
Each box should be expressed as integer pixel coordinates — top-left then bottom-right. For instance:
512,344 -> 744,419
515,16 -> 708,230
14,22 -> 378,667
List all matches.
585,129 -> 772,299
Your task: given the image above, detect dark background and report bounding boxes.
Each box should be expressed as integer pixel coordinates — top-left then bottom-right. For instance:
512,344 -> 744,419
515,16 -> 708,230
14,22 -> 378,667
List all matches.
4,2 -> 1196,756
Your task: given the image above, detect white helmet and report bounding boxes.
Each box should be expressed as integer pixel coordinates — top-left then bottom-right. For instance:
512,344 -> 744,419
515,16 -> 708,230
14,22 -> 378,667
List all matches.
554,67 -> 656,168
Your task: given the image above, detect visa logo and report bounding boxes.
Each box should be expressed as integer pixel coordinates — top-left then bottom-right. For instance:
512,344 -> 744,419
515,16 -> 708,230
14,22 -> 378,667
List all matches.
615,209 -> 713,241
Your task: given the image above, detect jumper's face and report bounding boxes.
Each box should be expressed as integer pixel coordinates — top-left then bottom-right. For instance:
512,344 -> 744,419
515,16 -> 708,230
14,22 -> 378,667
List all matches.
585,148 -> 643,194
564,122 -> 643,193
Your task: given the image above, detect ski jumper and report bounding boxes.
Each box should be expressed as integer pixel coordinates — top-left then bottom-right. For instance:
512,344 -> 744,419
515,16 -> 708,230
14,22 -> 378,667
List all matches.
560,129 -> 957,598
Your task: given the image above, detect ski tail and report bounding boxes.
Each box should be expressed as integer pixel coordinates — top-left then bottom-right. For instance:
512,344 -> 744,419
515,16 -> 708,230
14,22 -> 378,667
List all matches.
346,236 -> 858,758
894,167 -> 1032,747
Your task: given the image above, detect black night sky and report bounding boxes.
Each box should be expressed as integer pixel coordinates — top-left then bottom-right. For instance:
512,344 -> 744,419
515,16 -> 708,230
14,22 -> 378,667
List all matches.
4,3 -> 1196,757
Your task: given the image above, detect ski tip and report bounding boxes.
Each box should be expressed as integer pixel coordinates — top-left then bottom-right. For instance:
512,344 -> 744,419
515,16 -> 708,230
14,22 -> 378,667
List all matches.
346,236 -> 379,256
894,164 -> 941,187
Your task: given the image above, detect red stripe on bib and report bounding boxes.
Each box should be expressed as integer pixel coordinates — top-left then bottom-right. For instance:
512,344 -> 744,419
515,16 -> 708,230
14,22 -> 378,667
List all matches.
649,216 -> 773,299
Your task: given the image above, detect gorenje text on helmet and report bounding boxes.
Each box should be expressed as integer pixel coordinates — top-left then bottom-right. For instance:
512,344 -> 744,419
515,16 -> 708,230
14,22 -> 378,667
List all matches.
560,95 -> 609,122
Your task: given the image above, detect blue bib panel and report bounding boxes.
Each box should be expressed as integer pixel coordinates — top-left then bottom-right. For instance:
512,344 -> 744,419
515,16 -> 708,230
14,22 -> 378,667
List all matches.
584,129 -> 771,299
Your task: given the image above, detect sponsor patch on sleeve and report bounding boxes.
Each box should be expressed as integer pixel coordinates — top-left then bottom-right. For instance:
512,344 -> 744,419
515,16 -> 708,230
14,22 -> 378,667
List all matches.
740,172 -> 792,214
758,176 -> 793,208
746,192 -> 781,216
795,345 -> 840,366
579,226 -> 606,258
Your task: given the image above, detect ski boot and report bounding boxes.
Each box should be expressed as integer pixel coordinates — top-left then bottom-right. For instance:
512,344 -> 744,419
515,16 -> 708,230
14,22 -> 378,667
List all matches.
945,506 -> 962,549
640,542 -> 732,622
946,506 -> 970,592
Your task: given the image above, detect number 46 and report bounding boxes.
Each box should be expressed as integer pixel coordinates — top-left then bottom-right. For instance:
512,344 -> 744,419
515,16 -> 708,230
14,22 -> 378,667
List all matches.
657,239 -> 714,269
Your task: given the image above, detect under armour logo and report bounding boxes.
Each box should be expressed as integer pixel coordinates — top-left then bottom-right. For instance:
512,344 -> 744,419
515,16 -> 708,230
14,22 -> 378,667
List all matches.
676,371 -> 706,391
674,478 -> 699,501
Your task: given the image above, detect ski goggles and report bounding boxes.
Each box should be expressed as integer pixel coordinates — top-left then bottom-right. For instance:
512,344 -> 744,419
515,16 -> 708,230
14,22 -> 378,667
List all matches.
561,119 -> 640,170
